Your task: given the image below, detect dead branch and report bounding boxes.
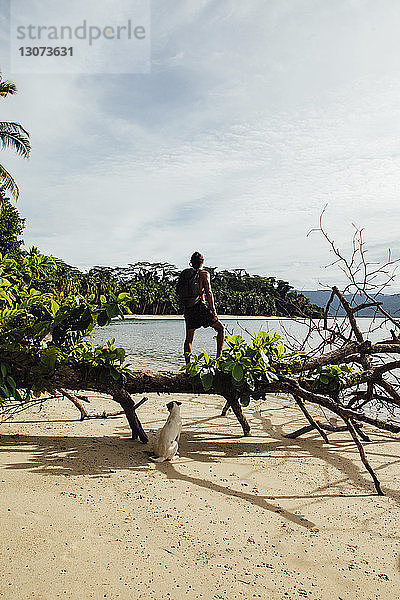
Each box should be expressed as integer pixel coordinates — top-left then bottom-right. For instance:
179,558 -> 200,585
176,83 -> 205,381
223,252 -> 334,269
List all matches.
344,418 -> 383,495
60,389 -> 88,421
292,395 -> 330,443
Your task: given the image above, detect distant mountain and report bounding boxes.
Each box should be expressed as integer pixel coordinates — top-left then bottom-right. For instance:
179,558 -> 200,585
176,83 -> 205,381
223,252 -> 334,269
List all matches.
298,290 -> 400,317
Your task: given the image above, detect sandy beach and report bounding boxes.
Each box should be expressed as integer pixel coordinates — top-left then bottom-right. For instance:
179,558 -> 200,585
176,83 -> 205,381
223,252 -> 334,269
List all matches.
1,392 -> 400,600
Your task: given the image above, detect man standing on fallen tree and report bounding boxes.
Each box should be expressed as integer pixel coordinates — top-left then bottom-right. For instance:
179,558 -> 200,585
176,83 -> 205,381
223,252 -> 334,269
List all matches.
177,251 -> 225,359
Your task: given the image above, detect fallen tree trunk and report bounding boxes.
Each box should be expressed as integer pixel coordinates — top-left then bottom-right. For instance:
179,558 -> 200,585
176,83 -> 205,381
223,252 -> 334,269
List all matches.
2,356 -> 399,499
49,366 -> 251,441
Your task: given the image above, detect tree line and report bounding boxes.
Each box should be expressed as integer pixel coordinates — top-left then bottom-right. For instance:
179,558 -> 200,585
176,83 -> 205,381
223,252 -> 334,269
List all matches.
0,200 -> 322,318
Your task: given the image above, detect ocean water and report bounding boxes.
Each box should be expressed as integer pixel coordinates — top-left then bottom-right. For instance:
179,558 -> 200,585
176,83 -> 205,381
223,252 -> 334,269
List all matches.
90,316 -> 392,371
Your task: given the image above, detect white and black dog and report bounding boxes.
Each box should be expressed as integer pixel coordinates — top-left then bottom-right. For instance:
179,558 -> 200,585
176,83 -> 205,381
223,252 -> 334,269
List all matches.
150,401 -> 182,462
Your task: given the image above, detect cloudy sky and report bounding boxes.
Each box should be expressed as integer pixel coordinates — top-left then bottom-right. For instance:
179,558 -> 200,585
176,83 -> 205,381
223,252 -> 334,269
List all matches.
1,0 -> 400,291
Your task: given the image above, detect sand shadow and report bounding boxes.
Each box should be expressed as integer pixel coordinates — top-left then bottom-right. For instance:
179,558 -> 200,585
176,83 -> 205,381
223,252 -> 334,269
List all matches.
0,432 -> 149,476
2,401 -> 400,534
153,460 -> 318,530
0,430 -> 318,530
250,404 -> 400,503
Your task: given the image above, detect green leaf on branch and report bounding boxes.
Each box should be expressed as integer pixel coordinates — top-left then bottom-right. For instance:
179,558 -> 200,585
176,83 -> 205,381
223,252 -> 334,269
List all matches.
50,299 -> 60,315
40,347 -> 59,371
189,363 -> 199,377
117,292 -> 130,301
200,371 -> 214,391
6,376 -> 16,390
105,303 -> 119,319
232,363 -> 244,382
97,310 -> 109,327
221,360 -> 234,373
202,349 -> 210,365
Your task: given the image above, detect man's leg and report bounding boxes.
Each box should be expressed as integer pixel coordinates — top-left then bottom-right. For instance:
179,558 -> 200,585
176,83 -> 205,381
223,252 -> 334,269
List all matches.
212,320 -> 225,357
184,327 -> 196,359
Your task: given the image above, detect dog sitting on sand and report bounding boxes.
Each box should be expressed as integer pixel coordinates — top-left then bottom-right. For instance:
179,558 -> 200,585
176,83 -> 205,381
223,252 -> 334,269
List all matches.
150,401 -> 182,462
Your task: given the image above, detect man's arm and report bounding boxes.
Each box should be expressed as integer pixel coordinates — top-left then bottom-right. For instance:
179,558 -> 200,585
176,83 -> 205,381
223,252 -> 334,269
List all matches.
201,271 -> 217,318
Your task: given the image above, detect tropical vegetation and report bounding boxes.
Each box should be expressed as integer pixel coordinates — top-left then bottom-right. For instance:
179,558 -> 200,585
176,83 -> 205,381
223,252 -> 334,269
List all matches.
0,195 -> 323,318
41,260 -> 323,318
0,249 -> 133,402
0,73 -> 31,201
0,195 -> 25,255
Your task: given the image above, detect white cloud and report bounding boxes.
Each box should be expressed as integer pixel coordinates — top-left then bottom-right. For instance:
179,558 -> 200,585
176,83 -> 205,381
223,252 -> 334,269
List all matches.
1,0 -> 400,292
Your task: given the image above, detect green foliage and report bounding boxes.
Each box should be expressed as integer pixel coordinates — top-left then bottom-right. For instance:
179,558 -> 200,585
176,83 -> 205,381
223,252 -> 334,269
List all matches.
0,250 -> 133,401
312,363 -> 352,392
0,362 -> 17,400
65,338 -> 134,383
0,196 -> 25,255
184,331 -> 295,406
0,72 -> 30,201
45,261 -> 323,319
185,333 -> 353,407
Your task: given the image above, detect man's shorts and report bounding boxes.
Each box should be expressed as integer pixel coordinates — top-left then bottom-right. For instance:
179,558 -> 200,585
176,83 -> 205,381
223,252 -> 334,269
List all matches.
184,302 -> 217,330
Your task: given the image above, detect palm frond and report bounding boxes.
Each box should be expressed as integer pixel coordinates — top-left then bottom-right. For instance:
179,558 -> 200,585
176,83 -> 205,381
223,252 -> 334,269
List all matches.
0,122 -> 30,137
0,81 -> 17,97
0,163 -> 19,200
0,129 -> 31,158
0,123 -> 31,158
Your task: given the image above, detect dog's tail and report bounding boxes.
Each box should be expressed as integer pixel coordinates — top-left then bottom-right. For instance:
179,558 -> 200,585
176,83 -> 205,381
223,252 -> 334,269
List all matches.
149,455 -> 166,463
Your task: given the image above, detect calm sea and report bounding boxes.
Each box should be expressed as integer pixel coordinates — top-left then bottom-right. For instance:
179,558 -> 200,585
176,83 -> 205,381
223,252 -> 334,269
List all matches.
90,317 -> 392,371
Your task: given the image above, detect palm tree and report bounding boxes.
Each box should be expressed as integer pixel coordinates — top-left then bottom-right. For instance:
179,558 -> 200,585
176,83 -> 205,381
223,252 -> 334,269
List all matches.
0,77 -> 17,97
0,73 -> 31,203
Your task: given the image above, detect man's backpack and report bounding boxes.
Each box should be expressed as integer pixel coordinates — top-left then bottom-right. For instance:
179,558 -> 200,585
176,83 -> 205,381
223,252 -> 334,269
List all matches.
176,268 -> 200,309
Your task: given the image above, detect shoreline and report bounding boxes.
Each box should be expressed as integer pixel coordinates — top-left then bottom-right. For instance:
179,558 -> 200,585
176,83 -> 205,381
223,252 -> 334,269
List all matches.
118,314 -> 293,320
114,314 -> 385,321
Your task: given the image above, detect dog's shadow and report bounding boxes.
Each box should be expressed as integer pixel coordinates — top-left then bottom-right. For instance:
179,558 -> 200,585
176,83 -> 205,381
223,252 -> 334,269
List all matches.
152,457 -> 318,530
